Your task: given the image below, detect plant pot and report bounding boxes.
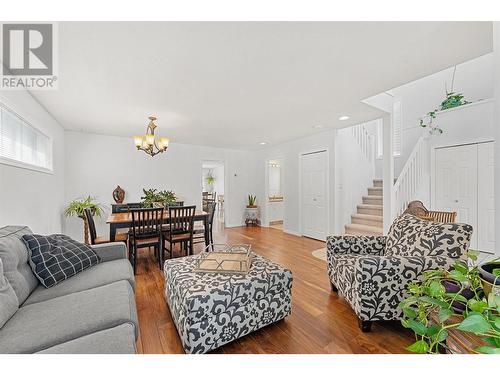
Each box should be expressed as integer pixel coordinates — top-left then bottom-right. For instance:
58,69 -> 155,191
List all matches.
479,262 -> 500,284
479,262 -> 500,298
441,279 -> 475,313
246,205 -> 257,209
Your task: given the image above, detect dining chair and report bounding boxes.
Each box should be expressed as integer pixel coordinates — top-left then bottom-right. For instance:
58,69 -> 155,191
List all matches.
162,205 -> 196,261
193,201 -> 216,250
84,208 -> 128,245
129,207 -> 164,274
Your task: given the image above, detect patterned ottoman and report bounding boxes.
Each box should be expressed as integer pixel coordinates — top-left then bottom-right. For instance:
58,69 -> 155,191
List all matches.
164,254 -> 293,354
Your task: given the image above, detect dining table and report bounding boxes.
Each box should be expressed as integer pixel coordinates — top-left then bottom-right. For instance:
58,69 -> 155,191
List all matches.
106,210 -> 210,246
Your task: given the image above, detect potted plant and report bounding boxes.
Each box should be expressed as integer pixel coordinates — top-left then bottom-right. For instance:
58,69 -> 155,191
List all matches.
64,196 -> 104,244
206,173 -> 215,192
419,66 -> 470,135
247,195 -> 257,208
479,261 -> 500,298
141,188 -> 176,208
399,251 -> 500,354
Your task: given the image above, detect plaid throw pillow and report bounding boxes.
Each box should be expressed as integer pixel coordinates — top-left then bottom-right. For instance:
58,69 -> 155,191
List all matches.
22,234 -> 101,288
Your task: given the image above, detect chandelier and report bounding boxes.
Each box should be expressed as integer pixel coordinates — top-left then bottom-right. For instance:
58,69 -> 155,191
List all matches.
133,116 -> 170,157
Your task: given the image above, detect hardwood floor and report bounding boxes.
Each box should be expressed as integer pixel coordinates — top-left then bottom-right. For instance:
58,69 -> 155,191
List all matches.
134,223 -> 413,354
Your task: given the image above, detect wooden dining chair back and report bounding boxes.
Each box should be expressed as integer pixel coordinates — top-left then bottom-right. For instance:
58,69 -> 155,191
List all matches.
84,208 -> 98,245
163,205 -> 196,261
167,205 -> 196,235
193,201 -> 216,248
403,200 -> 457,223
85,208 -> 128,245
129,207 -> 164,273
130,207 -> 164,239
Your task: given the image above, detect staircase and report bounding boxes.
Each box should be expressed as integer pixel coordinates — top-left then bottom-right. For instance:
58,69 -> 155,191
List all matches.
344,179 -> 383,235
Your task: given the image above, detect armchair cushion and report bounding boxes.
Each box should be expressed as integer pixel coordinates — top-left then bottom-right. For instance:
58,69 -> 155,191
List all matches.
385,214 -> 473,258
327,235 -> 386,256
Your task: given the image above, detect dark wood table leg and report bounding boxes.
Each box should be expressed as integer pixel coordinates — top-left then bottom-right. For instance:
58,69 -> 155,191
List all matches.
204,215 -> 210,249
109,223 -> 117,242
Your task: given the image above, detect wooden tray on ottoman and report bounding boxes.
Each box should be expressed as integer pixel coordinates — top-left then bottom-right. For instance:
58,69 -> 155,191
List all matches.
193,244 -> 253,274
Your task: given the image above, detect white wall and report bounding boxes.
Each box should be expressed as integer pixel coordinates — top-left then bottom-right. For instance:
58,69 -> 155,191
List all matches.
335,125 -> 376,233
495,22 -> 500,257
0,90 -> 65,234
256,131 -> 336,237
64,131 -> 257,241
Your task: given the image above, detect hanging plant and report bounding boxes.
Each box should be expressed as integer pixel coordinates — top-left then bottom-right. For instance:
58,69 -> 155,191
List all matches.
419,66 -> 470,135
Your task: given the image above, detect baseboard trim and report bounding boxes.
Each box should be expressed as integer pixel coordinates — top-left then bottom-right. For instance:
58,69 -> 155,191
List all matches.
283,229 -> 301,237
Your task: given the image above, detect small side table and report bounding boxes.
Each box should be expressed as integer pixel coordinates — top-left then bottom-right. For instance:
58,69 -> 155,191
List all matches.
244,207 -> 260,226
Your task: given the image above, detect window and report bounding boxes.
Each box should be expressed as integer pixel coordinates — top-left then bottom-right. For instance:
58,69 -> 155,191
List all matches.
392,100 -> 402,157
375,99 -> 402,159
0,104 -> 52,172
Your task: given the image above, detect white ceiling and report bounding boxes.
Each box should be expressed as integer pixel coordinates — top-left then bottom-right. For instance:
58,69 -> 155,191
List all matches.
32,22 -> 492,150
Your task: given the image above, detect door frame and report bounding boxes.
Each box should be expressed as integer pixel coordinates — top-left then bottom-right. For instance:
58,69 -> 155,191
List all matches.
200,159 -> 227,226
263,157 -> 284,228
298,148 -> 330,240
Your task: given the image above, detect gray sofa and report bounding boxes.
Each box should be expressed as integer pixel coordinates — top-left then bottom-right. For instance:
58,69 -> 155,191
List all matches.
0,226 -> 138,354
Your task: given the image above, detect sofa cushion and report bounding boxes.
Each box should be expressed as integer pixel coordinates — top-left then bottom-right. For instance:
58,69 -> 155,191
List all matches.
22,234 -> 101,288
385,214 -> 473,258
0,258 -> 19,328
23,259 -> 135,306
36,323 -> 136,354
0,226 -> 39,305
0,280 -> 138,353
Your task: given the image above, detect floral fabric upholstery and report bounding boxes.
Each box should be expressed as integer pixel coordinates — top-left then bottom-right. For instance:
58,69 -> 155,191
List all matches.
327,214 -> 472,322
164,254 -> 292,354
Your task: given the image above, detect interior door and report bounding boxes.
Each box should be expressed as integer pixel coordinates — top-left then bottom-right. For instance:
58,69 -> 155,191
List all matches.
434,144 -> 478,248
477,142 -> 495,253
301,150 -> 327,240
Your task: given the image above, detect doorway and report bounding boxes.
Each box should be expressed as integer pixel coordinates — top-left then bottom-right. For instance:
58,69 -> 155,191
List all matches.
202,160 -> 225,227
266,158 -> 284,231
300,150 -> 328,241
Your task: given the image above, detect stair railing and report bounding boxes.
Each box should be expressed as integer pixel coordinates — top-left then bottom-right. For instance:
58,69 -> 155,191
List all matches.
351,123 -> 373,162
393,135 -> 428,217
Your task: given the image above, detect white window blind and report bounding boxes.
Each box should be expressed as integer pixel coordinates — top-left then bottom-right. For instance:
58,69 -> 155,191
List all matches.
376,118 -> 383,159
392,100 -> 402,157
0,104 -> 52,171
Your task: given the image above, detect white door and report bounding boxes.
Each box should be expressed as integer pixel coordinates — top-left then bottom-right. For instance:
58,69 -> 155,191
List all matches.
301,151 -> 327,240
434,144 -> 478,248
478,142 -> 495,253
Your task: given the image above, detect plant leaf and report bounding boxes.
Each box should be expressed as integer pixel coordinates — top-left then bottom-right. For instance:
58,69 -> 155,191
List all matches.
420,296 -> 449,309
474,346 -> 500,354
457,314 -> 491,334
402,307 -> 417,319
468,299 -> 489,313
428,281 -> 445,297
438,308 -> 454,323
448,270 -> 467,282
407,340 -> 429,354
404,319 -> 428,335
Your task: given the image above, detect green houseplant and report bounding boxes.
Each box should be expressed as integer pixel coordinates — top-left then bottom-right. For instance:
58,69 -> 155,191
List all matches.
141,188 -> 176,208
206,173 -> 215,191
64,196 -> 104,244
399,251 -> 500,354
247,195 -> 257,208
419,66 -> 470,135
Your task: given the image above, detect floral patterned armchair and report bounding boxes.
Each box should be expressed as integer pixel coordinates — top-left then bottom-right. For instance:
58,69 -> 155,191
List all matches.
326,214 -> 473,332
